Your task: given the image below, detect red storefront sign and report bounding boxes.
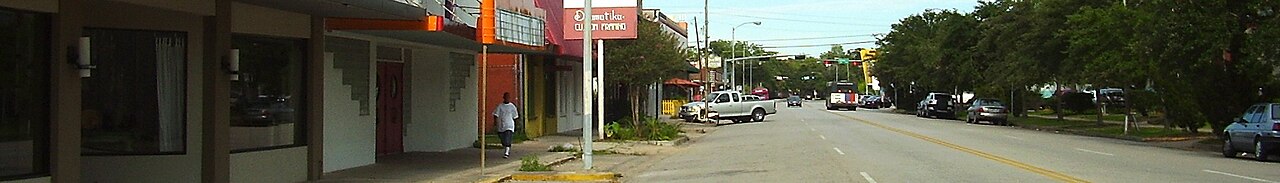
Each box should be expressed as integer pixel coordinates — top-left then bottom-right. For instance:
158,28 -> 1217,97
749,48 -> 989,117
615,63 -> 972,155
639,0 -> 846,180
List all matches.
563,1 -> 637,40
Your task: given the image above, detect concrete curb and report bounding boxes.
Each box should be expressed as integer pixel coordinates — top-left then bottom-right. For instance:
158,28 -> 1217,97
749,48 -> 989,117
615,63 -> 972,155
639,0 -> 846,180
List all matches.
545,155 -> 578,166
509,172 -> 622,182
1014,125 -> 1147,142
472,155 -> 577,183
635,136 -> 689,146
1012,124 -> 1214,142
474,175 -> 510,183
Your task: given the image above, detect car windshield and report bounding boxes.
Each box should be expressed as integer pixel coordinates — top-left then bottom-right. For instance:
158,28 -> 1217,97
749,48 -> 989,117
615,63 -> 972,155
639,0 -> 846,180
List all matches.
702,93 -> 720,102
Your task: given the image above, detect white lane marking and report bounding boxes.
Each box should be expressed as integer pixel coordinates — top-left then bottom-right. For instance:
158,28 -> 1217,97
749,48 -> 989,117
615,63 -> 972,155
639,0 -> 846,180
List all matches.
1074,148 -> 1115,156
860,172 -> 878,183
1003,135 -> 1024,140
819,135 -> 827,140
810,127 -> 816,131
833,147 -> 845,155
1203,169 -> 1276,183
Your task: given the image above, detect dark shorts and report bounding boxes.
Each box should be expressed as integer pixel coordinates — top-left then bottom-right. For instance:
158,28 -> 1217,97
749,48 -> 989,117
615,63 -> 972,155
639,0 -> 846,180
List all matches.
499,130 -> 513,147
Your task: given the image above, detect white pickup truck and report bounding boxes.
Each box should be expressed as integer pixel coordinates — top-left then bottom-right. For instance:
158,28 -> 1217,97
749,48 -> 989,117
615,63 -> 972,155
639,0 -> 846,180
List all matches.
680,91 -> 778,123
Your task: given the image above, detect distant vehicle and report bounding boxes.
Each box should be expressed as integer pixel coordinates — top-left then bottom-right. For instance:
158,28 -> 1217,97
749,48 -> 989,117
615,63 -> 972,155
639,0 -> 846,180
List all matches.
1094,88 -> 1125,106
752,87 -> 771,100
917,93 -> 956,119
965,98 -> 1009,125
879,96 -> 894,108
826,82 -> 858,111
860,95 -> 882,109
1223,103 -> 1280,161
787,96 -> 803,107
680,91 -> 779,123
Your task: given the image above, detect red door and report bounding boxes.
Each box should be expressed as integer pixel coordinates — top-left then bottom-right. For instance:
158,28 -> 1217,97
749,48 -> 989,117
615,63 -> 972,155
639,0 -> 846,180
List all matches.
376,62 -> 405,156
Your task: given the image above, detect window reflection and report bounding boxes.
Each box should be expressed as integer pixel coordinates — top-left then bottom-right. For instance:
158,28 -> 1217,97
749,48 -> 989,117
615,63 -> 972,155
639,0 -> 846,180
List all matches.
80,28 -> 187,155
229,35 -> 307,152
0,7 -> 49,179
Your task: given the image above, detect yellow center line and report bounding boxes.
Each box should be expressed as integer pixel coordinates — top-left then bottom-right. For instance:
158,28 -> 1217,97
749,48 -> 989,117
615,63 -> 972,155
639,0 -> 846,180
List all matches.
824,110 -> 1090,183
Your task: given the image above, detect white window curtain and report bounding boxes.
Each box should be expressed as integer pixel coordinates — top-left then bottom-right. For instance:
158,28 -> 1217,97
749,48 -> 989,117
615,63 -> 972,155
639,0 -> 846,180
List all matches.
155,36 -> 186,152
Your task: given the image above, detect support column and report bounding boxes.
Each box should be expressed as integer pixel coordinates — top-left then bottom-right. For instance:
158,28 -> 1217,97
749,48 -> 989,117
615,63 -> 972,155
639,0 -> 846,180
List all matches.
51,0 -> 85,182
202,0 -> 232,182
306,16 -> 326,181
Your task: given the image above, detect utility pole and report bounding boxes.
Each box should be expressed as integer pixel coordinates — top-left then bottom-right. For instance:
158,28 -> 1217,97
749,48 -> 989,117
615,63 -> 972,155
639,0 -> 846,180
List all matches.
581,0 -> 594,170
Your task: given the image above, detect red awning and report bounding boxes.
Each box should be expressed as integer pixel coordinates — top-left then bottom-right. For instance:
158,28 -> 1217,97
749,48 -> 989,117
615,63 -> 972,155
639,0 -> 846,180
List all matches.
664,78 -> 700,87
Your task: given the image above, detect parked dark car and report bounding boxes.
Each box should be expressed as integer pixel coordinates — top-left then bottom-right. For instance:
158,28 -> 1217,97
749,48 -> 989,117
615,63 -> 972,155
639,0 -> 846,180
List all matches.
860,95 -> 882,109
916,93 -> 956,119
1223,103 -> 1280,161
787,96 -> 803,107
1095,88 -> 1125,106
965,98 -> 1009,125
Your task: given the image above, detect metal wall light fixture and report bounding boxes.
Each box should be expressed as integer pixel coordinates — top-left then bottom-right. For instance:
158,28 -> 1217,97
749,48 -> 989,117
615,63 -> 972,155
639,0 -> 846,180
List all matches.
71,37 -> 96,78
228,49 -> 241,81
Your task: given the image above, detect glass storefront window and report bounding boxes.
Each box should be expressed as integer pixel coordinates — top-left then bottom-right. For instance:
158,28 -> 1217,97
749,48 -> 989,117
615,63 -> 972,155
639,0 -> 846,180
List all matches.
81,29 -> 188,155
230,35 -> 307,152
0,7 -> 49,179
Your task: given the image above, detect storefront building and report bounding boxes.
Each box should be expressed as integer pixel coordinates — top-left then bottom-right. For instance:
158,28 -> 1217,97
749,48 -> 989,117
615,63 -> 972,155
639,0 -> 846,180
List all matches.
0,0 -> 520,182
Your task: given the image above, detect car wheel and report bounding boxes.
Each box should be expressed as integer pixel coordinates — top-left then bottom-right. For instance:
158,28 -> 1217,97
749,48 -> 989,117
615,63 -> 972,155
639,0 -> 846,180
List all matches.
752,109 -> 766,122
1223,137 -> 1238,158
1255,139 -> 1269,161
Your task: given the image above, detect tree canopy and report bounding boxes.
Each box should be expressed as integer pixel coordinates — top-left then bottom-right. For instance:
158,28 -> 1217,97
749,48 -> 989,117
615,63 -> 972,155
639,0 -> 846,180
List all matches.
874,0 -> 1280,134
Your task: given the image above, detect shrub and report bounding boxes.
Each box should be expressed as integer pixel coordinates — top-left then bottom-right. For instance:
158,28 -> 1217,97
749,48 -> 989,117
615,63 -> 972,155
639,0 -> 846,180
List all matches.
605,117 -> 682,141
519,155 -> 552,171
644,118 -> 682,141
606,122 -> 637,140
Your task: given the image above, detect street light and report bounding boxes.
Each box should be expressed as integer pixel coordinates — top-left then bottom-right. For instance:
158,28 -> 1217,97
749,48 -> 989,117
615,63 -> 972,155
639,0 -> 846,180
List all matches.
730,21 -> 761,91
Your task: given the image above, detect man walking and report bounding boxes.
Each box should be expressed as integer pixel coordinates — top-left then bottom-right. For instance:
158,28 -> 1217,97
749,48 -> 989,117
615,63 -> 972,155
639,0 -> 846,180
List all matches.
493,92 -> 519,158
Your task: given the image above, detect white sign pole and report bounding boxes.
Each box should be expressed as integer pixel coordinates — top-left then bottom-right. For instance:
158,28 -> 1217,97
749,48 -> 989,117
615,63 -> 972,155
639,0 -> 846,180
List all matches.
581,0 -> 595,170
596,39 -> 605,140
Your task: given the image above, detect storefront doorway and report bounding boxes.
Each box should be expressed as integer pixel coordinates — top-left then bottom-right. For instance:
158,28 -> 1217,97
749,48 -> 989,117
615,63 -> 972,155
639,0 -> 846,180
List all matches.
375,62 -> 404,156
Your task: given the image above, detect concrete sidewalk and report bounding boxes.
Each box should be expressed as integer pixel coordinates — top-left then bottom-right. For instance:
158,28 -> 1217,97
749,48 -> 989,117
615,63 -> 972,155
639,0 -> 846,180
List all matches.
317,132 -> 584,183
315,118 -> 717,183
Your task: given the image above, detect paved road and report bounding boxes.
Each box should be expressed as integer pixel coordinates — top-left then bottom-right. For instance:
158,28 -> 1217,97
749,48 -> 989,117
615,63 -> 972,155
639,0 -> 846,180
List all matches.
628,101 -> 1280,183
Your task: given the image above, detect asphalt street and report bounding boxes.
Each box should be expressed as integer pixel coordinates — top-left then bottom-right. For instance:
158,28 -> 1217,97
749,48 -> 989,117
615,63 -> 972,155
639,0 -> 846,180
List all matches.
628,101 -> 1280,183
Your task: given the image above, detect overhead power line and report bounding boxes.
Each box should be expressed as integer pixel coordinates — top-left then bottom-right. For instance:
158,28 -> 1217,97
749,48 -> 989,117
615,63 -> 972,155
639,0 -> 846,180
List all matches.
743,34 -> 882,42
760,41 -> 876,48
710,12 -> 884,26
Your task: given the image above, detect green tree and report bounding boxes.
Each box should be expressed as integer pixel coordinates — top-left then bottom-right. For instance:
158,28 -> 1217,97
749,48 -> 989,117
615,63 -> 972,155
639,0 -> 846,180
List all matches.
604,21 -> 690,125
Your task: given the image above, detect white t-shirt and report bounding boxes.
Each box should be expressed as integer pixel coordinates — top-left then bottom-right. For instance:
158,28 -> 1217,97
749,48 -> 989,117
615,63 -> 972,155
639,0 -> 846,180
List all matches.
492,102 -> 519,132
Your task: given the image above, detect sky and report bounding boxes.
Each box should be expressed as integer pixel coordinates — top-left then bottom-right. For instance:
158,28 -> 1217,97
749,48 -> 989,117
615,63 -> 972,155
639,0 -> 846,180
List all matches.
642,0 -> 981,57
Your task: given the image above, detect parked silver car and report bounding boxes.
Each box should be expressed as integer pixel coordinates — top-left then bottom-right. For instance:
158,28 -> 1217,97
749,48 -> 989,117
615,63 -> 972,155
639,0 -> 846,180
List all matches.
965,98 -> 1009,126
1223,103 -> 1280,161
